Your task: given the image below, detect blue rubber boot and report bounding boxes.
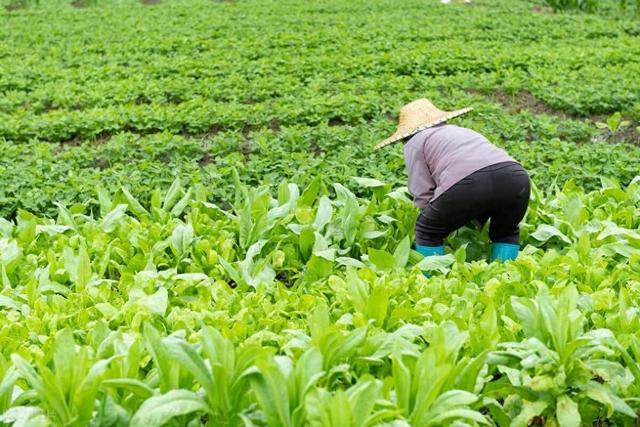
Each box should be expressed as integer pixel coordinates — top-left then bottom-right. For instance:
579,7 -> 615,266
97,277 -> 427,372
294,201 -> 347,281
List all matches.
491,243 -> 519,262
416,244 -> 445,277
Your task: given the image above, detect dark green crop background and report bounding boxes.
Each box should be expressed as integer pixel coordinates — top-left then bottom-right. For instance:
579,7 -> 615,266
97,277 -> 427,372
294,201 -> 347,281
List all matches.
0,0 -> 639,217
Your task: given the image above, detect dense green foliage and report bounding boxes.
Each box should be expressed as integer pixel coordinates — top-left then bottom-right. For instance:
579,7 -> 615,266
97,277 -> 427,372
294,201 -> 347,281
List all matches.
1,0 -> 640,426
1,0 -> 640,217
1,176 -> 640,426
541,0 -> 640,13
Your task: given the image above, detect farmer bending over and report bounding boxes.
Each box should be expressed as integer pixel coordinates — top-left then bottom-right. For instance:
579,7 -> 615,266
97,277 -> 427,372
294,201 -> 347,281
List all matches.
376,99 -> 530,264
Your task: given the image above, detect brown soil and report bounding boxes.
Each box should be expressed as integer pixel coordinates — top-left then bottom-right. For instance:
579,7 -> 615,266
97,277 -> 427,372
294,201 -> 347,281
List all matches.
4,2 -> 26,11
467,88 -> 619,123
66,137 -> 86,148
611,126 -> 640,144
134,95 -> 151,105
52,137 -> 85,155
180,124 -> 221,140
240,97 -> 258,105
208,124 -> 222,135
140,0 -> 161,4
594,126 -> 640,145
269,118 -> 281,133
529,416 -> 546,426
51,131 -> 110,155
241,126 -> 252,160
310,140 -> 324,157
328,116 -> 346,127
92,158 -> 109,170
49,123 -> 224,147
52,144 -> 65,155
532,5 -> 554,14
498,90 -> 551,115
467,87 -> 639,145
93,131 -> 113,144
71,0 -> 87,8
199,150 -> 212,166
471,88 -> 568,118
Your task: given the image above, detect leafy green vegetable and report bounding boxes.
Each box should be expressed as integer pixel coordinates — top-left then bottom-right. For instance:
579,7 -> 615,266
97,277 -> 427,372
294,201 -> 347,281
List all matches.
1,1 -> 640,425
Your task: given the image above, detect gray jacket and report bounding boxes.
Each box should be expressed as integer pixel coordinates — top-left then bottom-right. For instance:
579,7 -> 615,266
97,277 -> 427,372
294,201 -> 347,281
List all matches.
403,124 -> 515,208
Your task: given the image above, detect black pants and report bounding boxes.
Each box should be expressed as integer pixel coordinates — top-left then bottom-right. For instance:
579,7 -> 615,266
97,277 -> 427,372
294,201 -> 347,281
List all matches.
415,162 -> 530,246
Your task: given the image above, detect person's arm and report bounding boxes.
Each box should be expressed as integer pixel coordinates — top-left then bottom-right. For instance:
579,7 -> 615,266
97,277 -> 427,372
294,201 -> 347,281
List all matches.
403,140 -> 436,208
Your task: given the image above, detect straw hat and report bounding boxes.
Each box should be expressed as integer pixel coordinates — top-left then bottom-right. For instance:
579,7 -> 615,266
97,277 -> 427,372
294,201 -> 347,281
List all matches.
375,99 -> 473,149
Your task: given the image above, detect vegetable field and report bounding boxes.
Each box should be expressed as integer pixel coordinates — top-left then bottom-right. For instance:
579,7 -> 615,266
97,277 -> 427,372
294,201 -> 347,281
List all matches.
0,0 -> 639,426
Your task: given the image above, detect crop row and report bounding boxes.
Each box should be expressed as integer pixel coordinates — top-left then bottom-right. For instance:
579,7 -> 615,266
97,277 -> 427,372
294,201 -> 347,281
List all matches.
3,104 -> 640,218
1,0 -> 639,143
0,77 -> 638,144
1,46 -> 638,115
0,177 -> 639,425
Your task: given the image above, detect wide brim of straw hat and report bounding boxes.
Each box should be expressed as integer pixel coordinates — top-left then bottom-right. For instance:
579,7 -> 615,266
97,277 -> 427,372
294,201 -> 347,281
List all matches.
375,102 -> 473,150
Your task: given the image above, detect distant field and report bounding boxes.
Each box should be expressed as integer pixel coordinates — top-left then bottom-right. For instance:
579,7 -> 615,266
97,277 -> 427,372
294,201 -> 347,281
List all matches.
0,0 -> 639,217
